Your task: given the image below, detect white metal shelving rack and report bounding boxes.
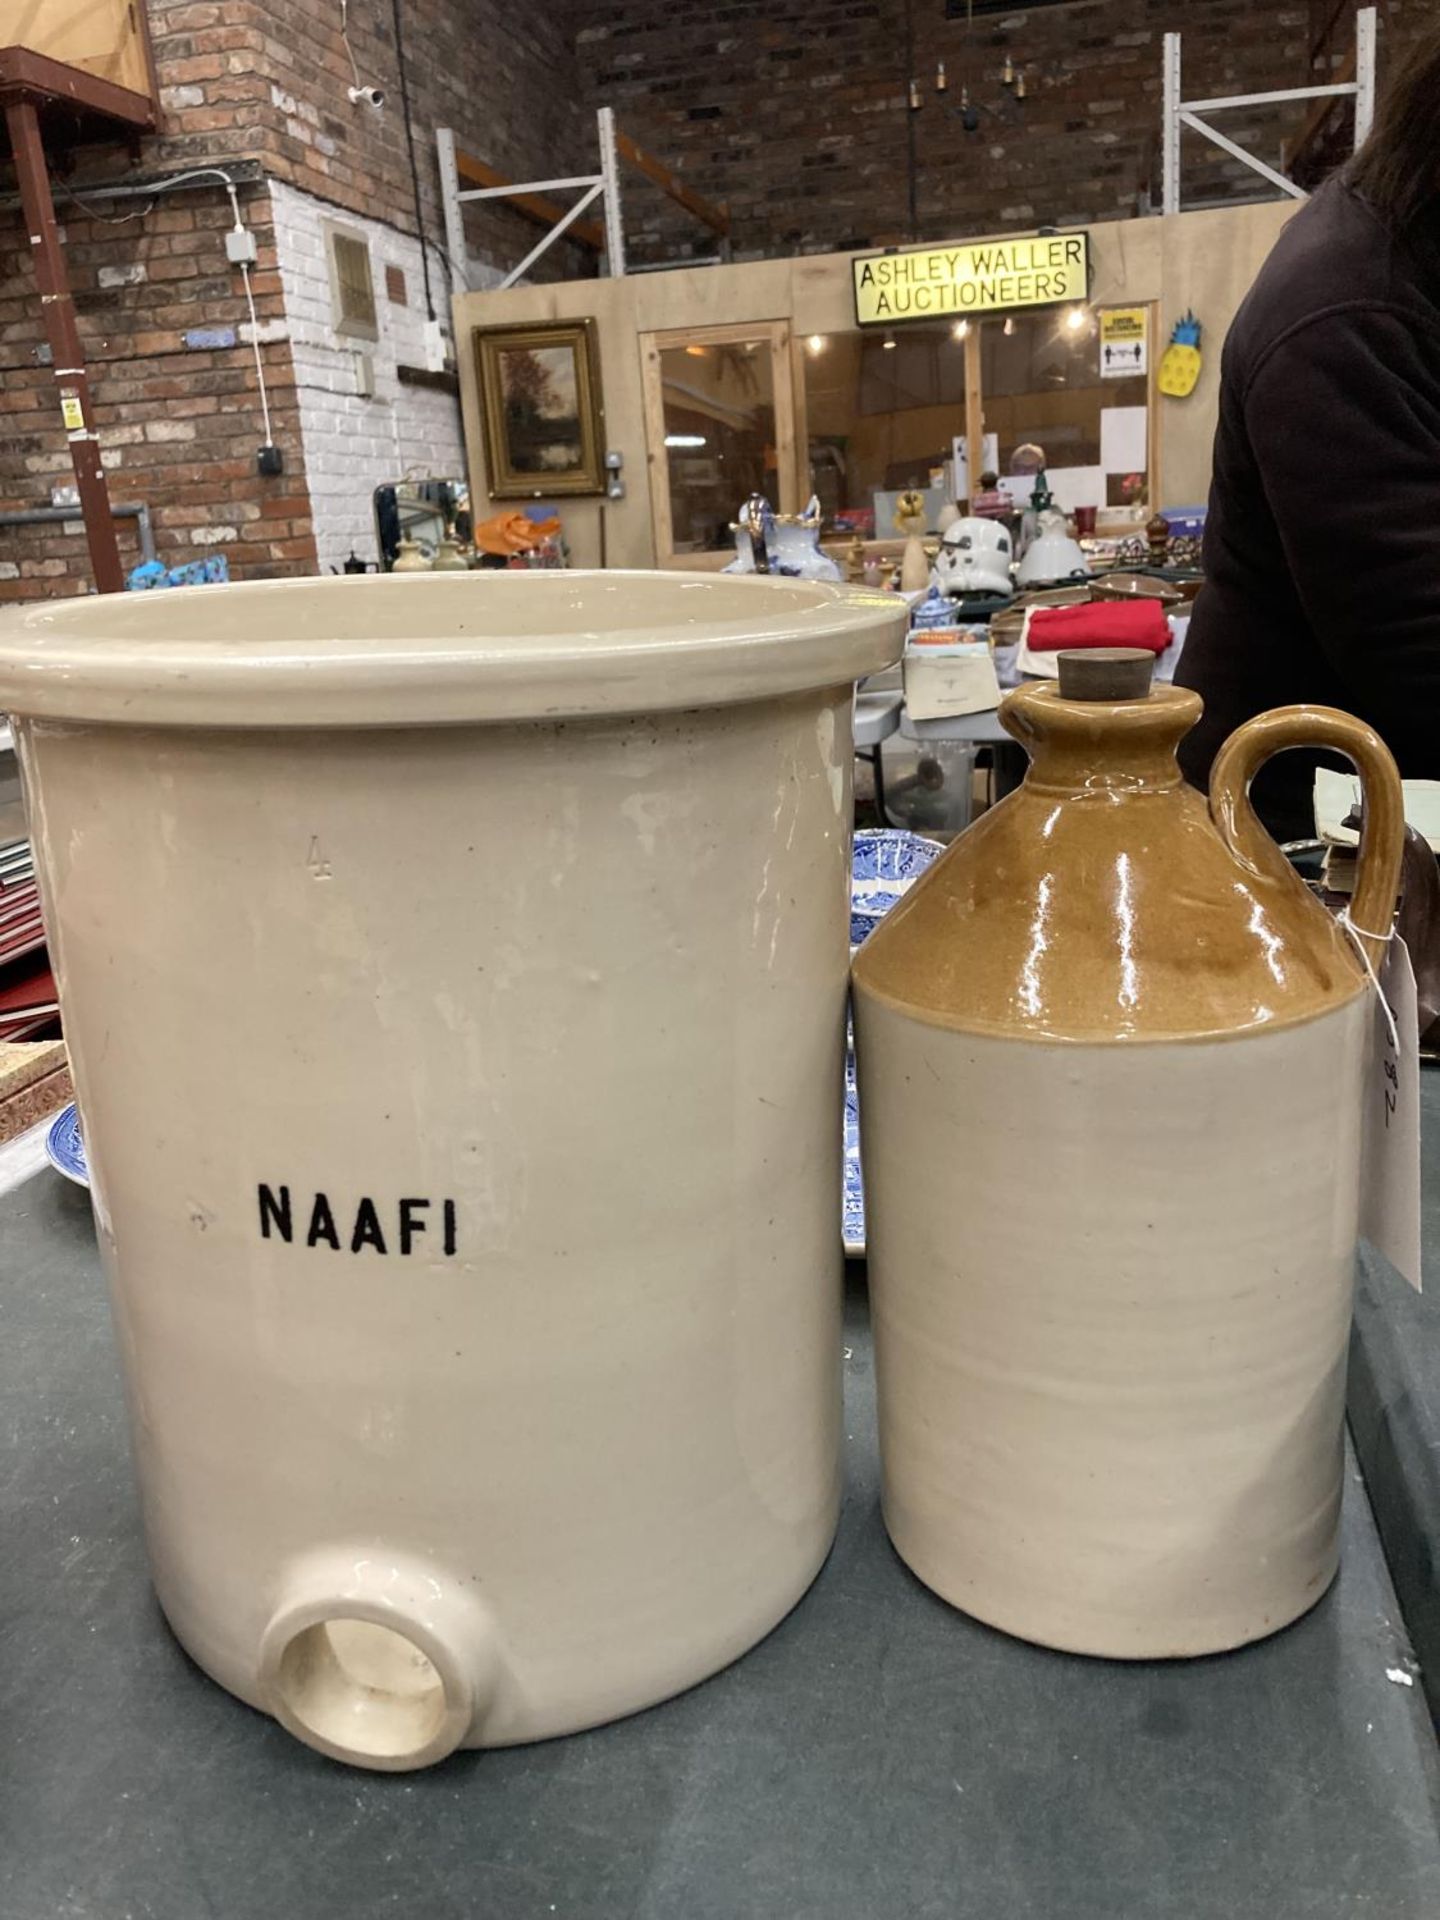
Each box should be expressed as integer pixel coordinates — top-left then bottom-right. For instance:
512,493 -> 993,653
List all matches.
1161,7 -> 1376,214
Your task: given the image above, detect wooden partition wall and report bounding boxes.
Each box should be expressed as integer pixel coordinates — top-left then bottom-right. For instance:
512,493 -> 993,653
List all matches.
455,200 -> 1297,571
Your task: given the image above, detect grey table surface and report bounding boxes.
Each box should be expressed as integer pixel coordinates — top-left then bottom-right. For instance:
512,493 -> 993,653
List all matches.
1346,1070 -> 1440,1737
854,689 -> 902,749
3,1171 -> 1440,1920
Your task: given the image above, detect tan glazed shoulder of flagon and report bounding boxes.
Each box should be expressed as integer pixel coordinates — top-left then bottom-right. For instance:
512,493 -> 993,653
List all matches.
853,682 -> 1401,1041
853,665 -> 1405,1660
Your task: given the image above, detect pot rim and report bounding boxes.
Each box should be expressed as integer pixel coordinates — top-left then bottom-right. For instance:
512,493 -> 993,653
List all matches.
0,570 -> 906,729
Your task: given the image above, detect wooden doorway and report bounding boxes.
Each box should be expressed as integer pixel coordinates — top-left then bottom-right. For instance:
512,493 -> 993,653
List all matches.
640,321 -> 804,566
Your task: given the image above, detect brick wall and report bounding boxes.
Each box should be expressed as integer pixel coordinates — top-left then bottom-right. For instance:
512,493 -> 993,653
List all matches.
575,0 -> 1433,263
0,177 -> 309,598
259,0 -> 594,285
270,177 -> 466,570
0,0 -> 590,599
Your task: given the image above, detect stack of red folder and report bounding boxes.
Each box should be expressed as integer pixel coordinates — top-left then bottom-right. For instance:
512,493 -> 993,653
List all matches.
0,835 -> 55,1041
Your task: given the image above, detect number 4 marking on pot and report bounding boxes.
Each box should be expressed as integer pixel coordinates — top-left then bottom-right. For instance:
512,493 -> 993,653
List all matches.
1358,934 -> 1422,1291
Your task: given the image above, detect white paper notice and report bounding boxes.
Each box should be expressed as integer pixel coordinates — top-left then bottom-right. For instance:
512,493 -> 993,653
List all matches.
952,433 -> 999,498
1045,464 -> 1106,512
1359,933 -> 1422,1291
1100,405 -> 1148,475
1099,307 -> 1149,379
1313,769 -> 1440,851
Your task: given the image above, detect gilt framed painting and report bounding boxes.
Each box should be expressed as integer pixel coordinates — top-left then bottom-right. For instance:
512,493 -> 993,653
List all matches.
473,319 -> 605,497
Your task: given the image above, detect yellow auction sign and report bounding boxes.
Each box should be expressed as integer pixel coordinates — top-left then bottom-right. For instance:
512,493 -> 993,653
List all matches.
852,233 -> 1089,326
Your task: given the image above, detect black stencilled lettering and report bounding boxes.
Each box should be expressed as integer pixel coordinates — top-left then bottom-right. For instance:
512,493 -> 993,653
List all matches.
399,1198 -> 429,1255
350,1197 -> 387,1255
306,1192 -> 341,1250
259,1184 -> 292,1241
259,1186 -> 458,1257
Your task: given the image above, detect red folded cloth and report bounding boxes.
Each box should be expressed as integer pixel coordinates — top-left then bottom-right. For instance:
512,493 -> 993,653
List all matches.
1026,599 -> 1172,654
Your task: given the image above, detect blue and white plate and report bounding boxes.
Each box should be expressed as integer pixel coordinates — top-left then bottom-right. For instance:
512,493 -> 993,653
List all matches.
843,1053 -> 866,1255
45,1102 -> 89,1187
850,828 -> 943,949
846,830 -> 943,1254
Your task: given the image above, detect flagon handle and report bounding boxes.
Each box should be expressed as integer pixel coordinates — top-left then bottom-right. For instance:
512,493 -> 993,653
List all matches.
1209,705 -> 1405,969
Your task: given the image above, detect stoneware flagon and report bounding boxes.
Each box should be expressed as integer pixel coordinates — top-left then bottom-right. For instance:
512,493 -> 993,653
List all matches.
0,570 -> 906,1769
851,649 -> 1404,1659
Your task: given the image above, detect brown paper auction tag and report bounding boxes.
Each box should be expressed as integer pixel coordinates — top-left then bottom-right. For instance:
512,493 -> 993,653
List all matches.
1359,933 -> 1422,1292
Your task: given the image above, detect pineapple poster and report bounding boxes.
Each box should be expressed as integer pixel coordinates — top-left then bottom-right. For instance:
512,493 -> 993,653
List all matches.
1159,314 -> 1204,398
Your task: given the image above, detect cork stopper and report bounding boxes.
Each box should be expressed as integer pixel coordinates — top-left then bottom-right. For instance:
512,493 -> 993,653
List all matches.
1056,648 -> 1155,702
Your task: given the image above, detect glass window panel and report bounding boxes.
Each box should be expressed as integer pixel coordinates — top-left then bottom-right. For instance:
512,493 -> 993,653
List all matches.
980,308 -> 1149,508
804,322 -> 968,536
658,338 -> 778,554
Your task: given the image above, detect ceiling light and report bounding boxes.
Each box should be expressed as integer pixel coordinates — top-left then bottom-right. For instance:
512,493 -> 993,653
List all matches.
806,334 -> 825,355
882,330 -> 897,351
664,433 -> 706,449
1003,315 -> 1015,336
952,319 -> 969,340
1065,305 -> 1087,332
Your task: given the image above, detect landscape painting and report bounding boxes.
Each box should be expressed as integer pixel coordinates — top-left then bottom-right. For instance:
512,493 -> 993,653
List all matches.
474,320 -> 605,497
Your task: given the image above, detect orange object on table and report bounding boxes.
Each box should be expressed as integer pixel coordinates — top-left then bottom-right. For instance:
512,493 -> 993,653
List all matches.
473,510 -> 561,556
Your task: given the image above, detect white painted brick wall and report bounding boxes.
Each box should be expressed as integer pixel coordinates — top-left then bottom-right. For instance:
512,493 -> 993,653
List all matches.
269,179 -> 466,572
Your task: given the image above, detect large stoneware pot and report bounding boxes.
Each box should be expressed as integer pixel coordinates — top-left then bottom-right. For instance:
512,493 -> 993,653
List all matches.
852,648 -> 1403,1659
0,570 -> 905,1767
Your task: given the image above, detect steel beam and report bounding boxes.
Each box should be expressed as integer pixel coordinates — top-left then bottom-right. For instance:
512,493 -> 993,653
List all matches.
1181,83 -> 1356,112
1161,33 -> 1181,217
499,182 -> 604,291
598,106 -> 627,279
1179,111 -> 1310,201
435,127 -> 471,296
5,99 -> 124,595
1355,6 -> 1377,147
458,176 -> 602,200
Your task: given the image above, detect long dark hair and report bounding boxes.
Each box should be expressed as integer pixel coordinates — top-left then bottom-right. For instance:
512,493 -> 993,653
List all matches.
1345,19 -> 1440,231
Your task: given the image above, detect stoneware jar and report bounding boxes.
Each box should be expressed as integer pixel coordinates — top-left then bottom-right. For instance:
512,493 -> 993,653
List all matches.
0,570 -> 905,1769
852,648 -> 1404,1659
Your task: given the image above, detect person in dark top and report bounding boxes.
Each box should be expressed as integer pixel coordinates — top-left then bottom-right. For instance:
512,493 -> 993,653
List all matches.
1176,25 -> 1440,840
